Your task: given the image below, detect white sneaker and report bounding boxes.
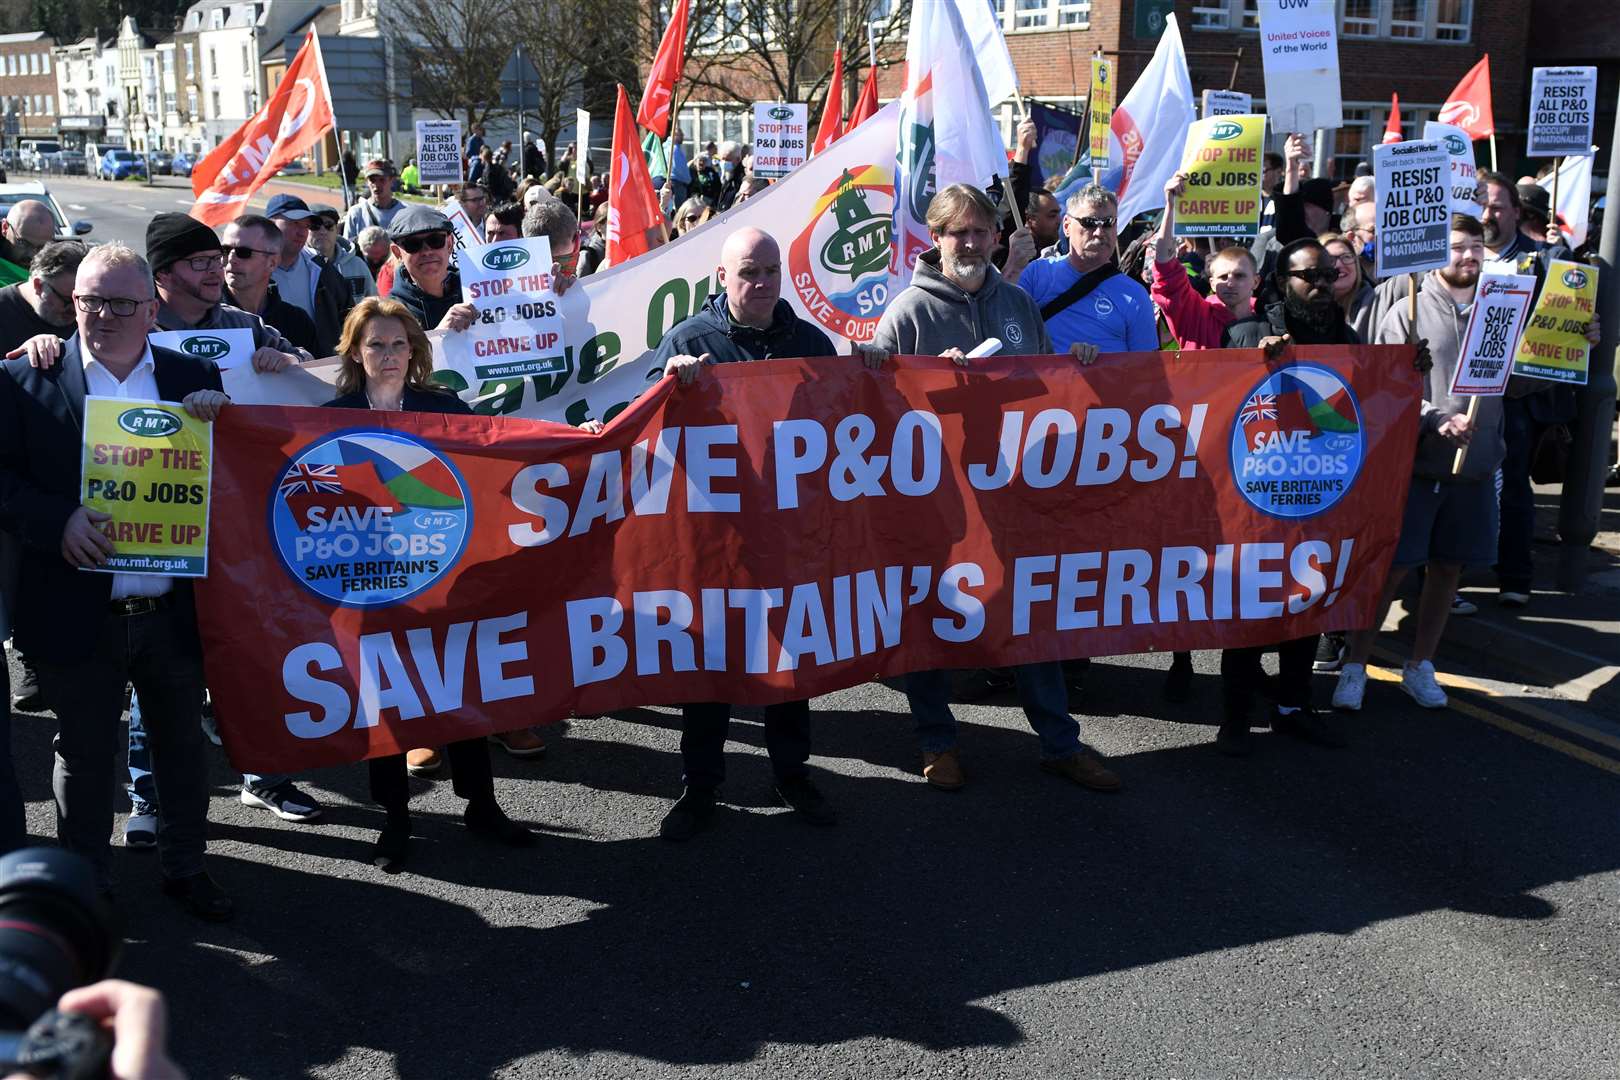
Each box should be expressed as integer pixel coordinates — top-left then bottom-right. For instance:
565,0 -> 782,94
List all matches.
1401,661 -> 1449,709
1332,663 -> 1367,711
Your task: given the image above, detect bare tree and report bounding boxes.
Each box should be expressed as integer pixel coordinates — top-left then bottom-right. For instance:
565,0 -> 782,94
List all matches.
380,0 -> 516,130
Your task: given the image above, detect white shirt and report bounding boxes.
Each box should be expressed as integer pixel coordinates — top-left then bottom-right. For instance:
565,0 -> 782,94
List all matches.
82,344 -> 172,600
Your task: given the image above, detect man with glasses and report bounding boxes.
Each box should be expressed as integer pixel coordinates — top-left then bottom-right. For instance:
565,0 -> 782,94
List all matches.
1015,184 -> 1157,356
386,205 -> 478,332
344,159 -> 407,241
0,199 -> 57,286
521,199 -> 581,277
304,203 -> 376,305
0,242 -> 236,919
1341,201 -> 1378,284
221,215 -> 319,356
457,182 -> 489,230
266,194 -> 351,357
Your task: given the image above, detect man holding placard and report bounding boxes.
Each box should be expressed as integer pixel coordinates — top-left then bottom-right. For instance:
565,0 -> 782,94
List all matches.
0,242 -> 235,917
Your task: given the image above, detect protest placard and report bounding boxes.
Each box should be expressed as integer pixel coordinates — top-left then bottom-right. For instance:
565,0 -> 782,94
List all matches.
79,397 -> 212,577
1515,259 -> 1598,385
575,109 -> 590,184
444,235 -> 567,382
1088,57 -> 1115,172
1373,140 -> 1451,279
415,120 -> 464,185
1256,0 -> 1342,132
1422,121 -> 1482,218
148,327 -> 255,370
1201,90 -> 1252,118
752,103 -> 809,178
1448,271 -> 1537,396
1174,115 -> 1266,237
442,196 -> 483,251
1527,67 -> 1598,158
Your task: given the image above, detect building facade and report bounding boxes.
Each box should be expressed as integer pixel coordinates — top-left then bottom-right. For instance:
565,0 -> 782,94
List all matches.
53,36 -> 126,151
0,31 -> 58,150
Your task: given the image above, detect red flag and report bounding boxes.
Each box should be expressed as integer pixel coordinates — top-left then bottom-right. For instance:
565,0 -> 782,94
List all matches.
812,48 -> 845,156
1439,55 -> 1494,140
189,32 -> 334,227
1381,93 -> 1402,144
608,85 -> 665,267
847,70 -> 880,131
637,0 -> 689,138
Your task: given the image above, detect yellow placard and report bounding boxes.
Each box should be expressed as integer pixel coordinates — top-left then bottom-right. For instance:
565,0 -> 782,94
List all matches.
1173,114 -> 1267,238
1088,58 -> 1114,172
79,397 -> 213,577
1514,259 -> 1598,385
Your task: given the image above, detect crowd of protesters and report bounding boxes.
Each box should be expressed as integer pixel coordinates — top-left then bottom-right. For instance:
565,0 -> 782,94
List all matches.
0,113 -> 1607,924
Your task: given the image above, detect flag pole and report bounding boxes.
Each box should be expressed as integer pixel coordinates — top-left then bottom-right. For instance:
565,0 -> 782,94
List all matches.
1489,133 -> 1498,171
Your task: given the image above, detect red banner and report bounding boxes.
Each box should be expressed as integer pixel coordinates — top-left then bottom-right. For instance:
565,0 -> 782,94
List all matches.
198,348 -> 1419,772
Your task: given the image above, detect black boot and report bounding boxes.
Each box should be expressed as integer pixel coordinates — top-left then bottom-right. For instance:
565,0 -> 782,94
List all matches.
1214,714 -> 1251,757
1272,705 -> 1346,748
11,655 -> 44,712
1163,652 -> 1194,702
464,799 -> 537,846
659,787 -> 717,841
372,811 -> 411,872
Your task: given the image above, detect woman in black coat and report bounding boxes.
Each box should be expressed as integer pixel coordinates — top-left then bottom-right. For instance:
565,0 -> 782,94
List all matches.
324,296 -> 536,870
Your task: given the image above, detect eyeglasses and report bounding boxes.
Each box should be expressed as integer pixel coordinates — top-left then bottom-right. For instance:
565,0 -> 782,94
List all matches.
395,231 -> 451,254
1071,215 -> 1116,231
1328,252 -> 1358,266
178,253 -> 224,272
43,280 -> 72,305
1284,268 -> 1340,286
682,213 -> 704,225
224,245 -> 277,261
308,220 -> 336,231
461,192 -> 487,205
75,294 -> 148,317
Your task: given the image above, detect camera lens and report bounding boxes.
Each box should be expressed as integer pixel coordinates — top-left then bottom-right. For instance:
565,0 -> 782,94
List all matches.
0,849 -> 119,1030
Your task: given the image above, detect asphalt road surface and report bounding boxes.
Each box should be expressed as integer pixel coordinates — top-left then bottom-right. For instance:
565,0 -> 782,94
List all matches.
6,174 -> 1619,1079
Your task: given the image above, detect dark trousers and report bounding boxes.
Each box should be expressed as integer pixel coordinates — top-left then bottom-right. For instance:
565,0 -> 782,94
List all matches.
35,606 -> 210,887
1497,396 -> 1538,594
1221,636 -> 1317,720
679,700 -> 810,791
0,646 -> 24,855
367,738 -> 494,815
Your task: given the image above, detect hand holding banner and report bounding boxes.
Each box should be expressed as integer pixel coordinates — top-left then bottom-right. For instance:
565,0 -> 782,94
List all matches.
444,236 -> 567,383
80,398 -> 213,577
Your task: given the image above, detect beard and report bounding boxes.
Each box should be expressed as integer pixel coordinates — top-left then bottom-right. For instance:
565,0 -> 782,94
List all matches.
1481,218 -> 1506,246
1440,264 -> 1480,289
942,252 -> 987,289
1283,287 -> 1339,335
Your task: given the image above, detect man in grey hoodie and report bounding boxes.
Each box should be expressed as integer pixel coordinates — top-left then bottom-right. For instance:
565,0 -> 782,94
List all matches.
871,183 -> 1115,796
1334,214 -> 1574,711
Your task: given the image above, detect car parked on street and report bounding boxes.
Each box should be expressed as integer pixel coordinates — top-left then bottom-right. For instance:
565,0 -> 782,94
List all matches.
149,150 -> 174,175
43,149 -> 87,175
173,152 -> 198,177
98,149 -> 147,181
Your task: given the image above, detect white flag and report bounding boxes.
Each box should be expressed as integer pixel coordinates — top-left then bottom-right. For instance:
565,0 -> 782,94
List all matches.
956,0 -> 1019,108
894,0 -> 1010,276
1102,13 -> 1195,226
1539,152 -> 1593,249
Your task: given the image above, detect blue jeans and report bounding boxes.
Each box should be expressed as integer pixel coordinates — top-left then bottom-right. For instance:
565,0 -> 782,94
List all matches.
1497,396 -> 1538,594
128,690 -> 281,814
906,662 -> 1081,759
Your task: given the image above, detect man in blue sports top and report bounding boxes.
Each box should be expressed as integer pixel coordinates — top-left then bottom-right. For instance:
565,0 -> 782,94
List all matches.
1015,184 -> 1157,355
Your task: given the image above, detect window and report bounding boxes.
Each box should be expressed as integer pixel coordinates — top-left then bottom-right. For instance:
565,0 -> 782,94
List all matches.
1057,0 -> 1089,26
1342,0 -> 1378,36
164,92 -> 175,113
1192,0 -> 1230,29
1239,0 -> 1259,29
241,44 -> 249,71
1390,0 -> 1426,38
1015,0 -> 1050,29
1434,0 -> 1471,40
41,52 -> 48,74
187,89 -> 198,116
722,111 -> 744,143
184,44 -> 194,72
209,49 -> 217,76
211,89 -> 221,115
44,95 -> 52,114
1331,108 -> 1371,180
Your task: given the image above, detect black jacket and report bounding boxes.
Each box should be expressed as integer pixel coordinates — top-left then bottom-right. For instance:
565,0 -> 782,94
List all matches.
323,384 -> 472,414
225,283 -> 320,357
650,293 -> 837,368
389,268 -> 464,332
1222,301 -> 1361,348
0,337 -> 222,663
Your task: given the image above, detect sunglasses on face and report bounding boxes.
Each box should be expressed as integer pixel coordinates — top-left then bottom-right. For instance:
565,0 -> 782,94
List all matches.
1285,268 -> 1339,285
224,245 -> 277,261
308,220 -> 336,231
75,294 -> 148,317
396,231 -> 451,254
1071,215 -> 1116,231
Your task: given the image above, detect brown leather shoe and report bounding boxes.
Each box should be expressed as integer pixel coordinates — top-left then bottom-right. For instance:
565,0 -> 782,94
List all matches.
489,727 -> 547,758
1040,751 -> 1121,792
405,747 -> 443,776
922,749 -> 965,791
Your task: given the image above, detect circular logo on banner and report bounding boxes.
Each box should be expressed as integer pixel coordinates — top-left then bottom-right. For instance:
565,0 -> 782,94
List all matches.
1210,121 -> 1244,141
270,429 -> 472,607
788,165 -> 896,341
480,245 -> 530,272
1563,267 -> 1588,289
179,336 -> 231,361
1229,364 -> 1365,519
117,407 -> 181,438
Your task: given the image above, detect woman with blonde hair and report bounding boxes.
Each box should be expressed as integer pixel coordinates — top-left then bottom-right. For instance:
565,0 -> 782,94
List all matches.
1318,231 -> 1378,339
324,297 -> 540,869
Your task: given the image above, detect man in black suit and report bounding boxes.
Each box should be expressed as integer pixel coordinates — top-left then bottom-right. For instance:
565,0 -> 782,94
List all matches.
0,241 -> 234,920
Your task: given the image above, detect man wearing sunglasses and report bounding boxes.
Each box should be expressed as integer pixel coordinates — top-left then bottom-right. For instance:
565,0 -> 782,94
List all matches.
304,203 -> 376,306
0,242 -> 236,919
220,215 -> 320,357
1015,184 -> 1157,357
386,205 -> 479,332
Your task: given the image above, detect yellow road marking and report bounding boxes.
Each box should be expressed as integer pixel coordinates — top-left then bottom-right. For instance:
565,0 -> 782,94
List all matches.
1363,657 -> 1620,777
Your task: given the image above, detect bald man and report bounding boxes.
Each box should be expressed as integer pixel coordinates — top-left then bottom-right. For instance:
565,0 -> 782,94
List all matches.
0,200 -> 58,286
645,225 -> 886,842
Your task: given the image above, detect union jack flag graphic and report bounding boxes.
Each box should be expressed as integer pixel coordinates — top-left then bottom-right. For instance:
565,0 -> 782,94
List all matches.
279,463 -> 343,497
1240,392 -> 1278,425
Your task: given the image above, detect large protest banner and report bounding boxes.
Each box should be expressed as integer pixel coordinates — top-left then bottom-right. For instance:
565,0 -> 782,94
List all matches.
1173,115 -> 1266,238
197,348 -> 1420,772
1527,67 -> 1598,158
425,101 -> 901,427
1373,140 -> 1451,279
1256,0 -> 1342,133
